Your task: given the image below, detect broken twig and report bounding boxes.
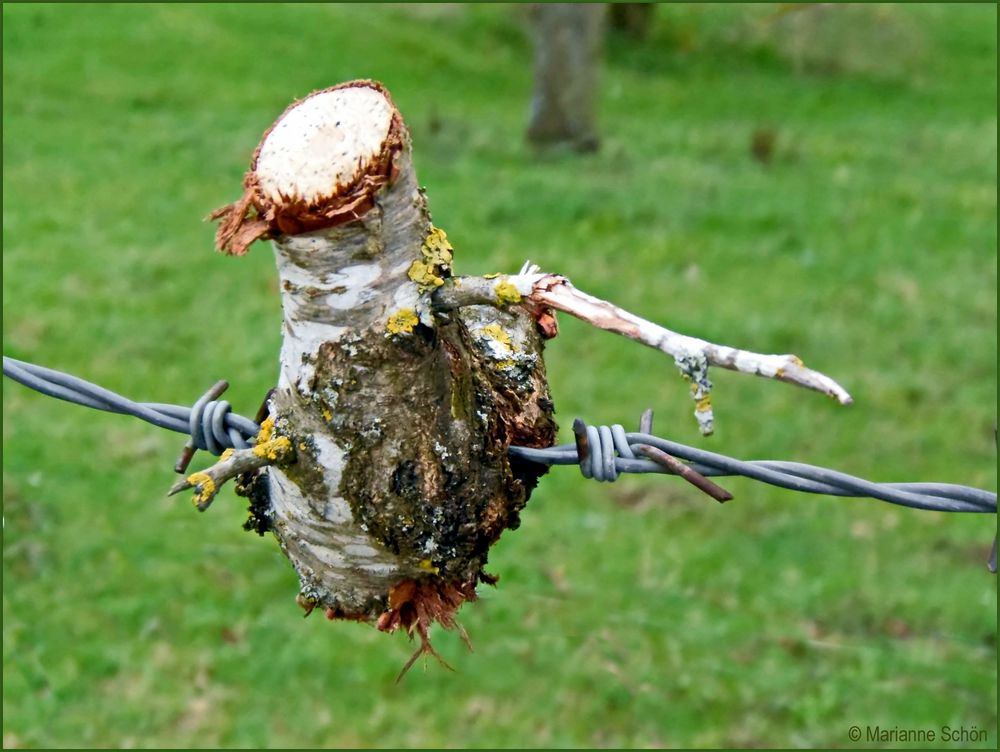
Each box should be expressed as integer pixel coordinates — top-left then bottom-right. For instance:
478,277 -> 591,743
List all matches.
168,439 -> 292,511
432,265 -> 852,434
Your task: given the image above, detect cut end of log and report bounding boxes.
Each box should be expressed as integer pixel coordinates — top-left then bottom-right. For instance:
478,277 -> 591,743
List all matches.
255,85 -> 396,205
211,80 -> 408,255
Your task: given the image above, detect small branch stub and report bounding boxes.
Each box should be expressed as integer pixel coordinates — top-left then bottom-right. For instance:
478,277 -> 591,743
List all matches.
168,424 -> 293,511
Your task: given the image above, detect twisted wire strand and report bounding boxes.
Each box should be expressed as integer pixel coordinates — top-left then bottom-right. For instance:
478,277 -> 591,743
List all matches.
4,356 -> 996,517
3,356 -> 257,454
508,421 -> 996,514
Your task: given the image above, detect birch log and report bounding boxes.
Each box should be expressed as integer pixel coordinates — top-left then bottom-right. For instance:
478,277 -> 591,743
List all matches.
206,80 -> 851,663
211,81 -> 557,649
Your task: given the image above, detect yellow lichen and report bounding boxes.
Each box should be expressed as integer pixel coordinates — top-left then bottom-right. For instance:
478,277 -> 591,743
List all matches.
695,395 -> 713,413
483,272 -> 501,279
256,416 -> 275,444
253,436 -> 292,462
789,355 -> 804,367
418,559 -> 440,574
220,448 -> 234,461
407,259 -> 445,290
408,225 -> 454,292
386,307 -> 419,335
476,324 -> 522,371
187,472 -> 215,507
423,226 -> 453,262
494,278 -> 521,305
477,323 -> 513,352
321,406 -> 333,422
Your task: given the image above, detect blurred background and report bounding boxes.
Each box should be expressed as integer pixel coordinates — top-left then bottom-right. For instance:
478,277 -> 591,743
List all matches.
2,3 -> 996,748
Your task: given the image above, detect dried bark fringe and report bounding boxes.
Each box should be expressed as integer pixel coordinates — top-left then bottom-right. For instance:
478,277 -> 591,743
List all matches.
301,576 -> 483,682
210,80 -> 407,256
293,575 -> 477,681
377,579 -> 480,682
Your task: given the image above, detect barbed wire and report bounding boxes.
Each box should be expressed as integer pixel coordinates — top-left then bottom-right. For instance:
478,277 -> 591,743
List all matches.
4,355 -> 997,523
3,356 -> 259,471
508,420 -> 996,514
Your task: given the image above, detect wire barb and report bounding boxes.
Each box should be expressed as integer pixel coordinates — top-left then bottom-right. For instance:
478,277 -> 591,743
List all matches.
633,443 -> 733,503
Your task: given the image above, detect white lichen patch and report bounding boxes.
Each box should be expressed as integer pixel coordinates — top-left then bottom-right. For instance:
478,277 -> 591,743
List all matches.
256,87 -> 395,204
470,322 -> 540,379
358,418 -> 384,443
433,440 -> 450,459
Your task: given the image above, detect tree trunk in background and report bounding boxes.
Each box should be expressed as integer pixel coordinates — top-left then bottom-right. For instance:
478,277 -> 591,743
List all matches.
608,3 -> 655,40
526,3 -> 606,153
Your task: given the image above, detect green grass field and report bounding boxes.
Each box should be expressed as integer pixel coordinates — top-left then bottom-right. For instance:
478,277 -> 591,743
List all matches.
2,3 -> 996,748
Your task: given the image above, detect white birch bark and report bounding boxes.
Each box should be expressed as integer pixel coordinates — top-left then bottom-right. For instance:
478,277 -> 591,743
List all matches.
210,82 -> 557,631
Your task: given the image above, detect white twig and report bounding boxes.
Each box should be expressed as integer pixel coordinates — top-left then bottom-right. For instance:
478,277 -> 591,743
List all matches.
531,275 -> 853,401
432,266 -> 852,434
